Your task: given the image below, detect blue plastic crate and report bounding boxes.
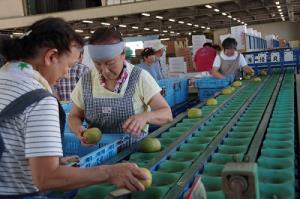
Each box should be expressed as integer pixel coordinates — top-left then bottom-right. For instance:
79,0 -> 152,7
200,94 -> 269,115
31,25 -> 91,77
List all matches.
178,79 -> 189,104
63,133 -> 130,161
158,79 -> 176,107
195,77 -> 231,89
79,134 -> 130,168
197,88 -> 221,101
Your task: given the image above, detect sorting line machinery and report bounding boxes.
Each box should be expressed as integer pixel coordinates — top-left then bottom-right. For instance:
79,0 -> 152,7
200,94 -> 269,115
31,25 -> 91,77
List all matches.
71,69 -> 299,199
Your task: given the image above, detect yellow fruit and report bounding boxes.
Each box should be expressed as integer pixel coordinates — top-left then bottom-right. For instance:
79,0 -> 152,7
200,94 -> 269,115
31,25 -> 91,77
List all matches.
139,138 -> 161,153
139,168 -> 152,189
243,75 -> 251,80
228,86 -> 235,92
206,98 -> 218,106
222,88 -> 232,95
253,77 -> 262,82
188,108 -> 202,118
260,70 -> 268,76
83,128 -> 102,144
232,81 -> 242,87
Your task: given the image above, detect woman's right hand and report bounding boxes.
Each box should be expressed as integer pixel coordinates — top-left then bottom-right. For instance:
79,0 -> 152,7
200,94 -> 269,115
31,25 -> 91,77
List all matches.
106,163 -> 148,192
76,126 -> 95,147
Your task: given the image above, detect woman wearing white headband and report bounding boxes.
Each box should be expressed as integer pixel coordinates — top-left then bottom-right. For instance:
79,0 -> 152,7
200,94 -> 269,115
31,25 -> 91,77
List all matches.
69,27 -> 172,145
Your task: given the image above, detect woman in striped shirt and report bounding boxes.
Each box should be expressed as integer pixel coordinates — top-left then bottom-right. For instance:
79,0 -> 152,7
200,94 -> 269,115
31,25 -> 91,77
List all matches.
0,17 -> 147,198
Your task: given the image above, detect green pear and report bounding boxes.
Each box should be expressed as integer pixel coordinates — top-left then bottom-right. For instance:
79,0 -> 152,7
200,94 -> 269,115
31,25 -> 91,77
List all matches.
83,128 -> 102,144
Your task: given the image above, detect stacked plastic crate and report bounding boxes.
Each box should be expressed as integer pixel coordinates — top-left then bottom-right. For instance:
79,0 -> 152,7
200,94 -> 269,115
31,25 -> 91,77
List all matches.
195,76 -> 233,101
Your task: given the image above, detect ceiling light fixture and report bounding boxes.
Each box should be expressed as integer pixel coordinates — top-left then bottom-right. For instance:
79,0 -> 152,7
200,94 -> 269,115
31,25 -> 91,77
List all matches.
277,5 -> 281,9
12,32 -> 23,35
156,16 -> 163,19
275,1 -> 280,5
132,26 -> 139,29
82,20 -> 93,24
163,30 -> 168,33
187,23 -> 193,26
233,18 -> 237,20
75,29 -> 83,33
142,13 -> 150,16
205,5 -> 212,9
214,8 -> 220,12
90,30 -> 95,34
119,24 -> 127,28
153,29 -> 159,32
169,18 -> 176,22
160,38 -> 170,41
222,12 -> 227,16
228,15 -> 232,18
201,26 -> 206,29
206,27 -> 211,30
178,21 -> 185,24
144,27 -> 150,30
278,9 -> 282,12
194,24 -> 199,27
188,32 -> 192,35
170,31 -> 175,34
237,19 -> 241,22
101,22 -> 110,26
84,36 -> 90,39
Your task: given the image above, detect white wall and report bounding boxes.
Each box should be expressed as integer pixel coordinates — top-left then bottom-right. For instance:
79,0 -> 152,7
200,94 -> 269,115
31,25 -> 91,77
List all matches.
213,21 -> 300,44
0,0 -> 24,18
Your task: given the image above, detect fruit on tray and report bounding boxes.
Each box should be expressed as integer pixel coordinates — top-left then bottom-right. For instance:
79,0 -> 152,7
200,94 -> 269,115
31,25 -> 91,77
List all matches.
253,77 -> 262,82
139,168 -> 152,189
83,128 -> 102,144
139,138 -> 161,153
222,88 -> 232,95
232,81 -> 242,87
243,75 -> 251,80
188,108 -> 203,118
206,98 -> 218,106
260,69 -> 268,76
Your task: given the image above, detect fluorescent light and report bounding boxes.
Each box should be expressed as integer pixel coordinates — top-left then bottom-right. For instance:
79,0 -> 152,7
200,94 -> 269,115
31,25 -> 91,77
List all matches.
187,23 -> 193,26
142,13 -> 150,16
188,32 -> 192,35
201,26 -> 206,29
132,26 -> 139,29
206,27 -> 210,30
194,24 -> 199,27
82,20 -> 93,24
170,31 -> 175,34
84,36 -> 90,39
222,12 -> 227,16
278,9 -> 282,12
144,27 -> 150,30
205,5 -> 212,9
160,38 -> 170,41
12,32 -> 23,35
233,18 -> 237,20
275,1 -> 280,5
245,23 -> 248,26
156,16 -> 163,19
241,22 -> 245,24
153,29 -> 159,32
214,9 -> 220,12
163,30 -> 168,33
160,34 -> 165,36
237,20 -> 241,22
169,18 -> 176,22
75,29 -> 83,33
119,24 -> 127,28
279,12 -> 283,15
228,15 -> 232,18
101,22 -> 110,26
176,33 -> 180,35
90,30 -> 95,34
277,5 -> 281,8
178,21 -> 185,24
193,30 -> 196,33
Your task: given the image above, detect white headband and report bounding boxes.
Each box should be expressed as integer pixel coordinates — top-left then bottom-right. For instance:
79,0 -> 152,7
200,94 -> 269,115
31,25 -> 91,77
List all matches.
88,42 -> 125,60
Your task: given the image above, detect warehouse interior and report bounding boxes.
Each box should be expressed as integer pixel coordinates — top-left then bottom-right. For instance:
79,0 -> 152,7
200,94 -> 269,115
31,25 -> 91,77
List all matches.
0,0 -> 299,199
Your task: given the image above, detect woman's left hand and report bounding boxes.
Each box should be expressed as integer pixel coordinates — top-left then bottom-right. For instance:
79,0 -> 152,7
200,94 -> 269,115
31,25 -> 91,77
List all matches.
122,113 -> 149,135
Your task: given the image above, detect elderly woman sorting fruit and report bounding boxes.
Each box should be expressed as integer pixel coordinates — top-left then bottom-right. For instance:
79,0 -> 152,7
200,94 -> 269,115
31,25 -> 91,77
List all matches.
68,27 -> 173,145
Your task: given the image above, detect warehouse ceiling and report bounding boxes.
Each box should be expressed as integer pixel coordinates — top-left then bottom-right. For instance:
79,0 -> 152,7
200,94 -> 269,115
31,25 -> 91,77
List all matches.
1,0 -> 299,38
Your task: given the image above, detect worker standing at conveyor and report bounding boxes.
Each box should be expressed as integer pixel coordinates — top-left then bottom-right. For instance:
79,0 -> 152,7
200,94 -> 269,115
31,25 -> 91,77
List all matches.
0,18 -> 149,198
211,37 -> 254,80
68,27 -> 172,146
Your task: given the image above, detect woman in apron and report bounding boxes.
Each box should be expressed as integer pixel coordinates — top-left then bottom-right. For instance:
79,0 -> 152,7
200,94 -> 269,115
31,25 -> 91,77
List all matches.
0,18 -> 148,198
211,37 -> 254,80
69,27 -> 172,145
